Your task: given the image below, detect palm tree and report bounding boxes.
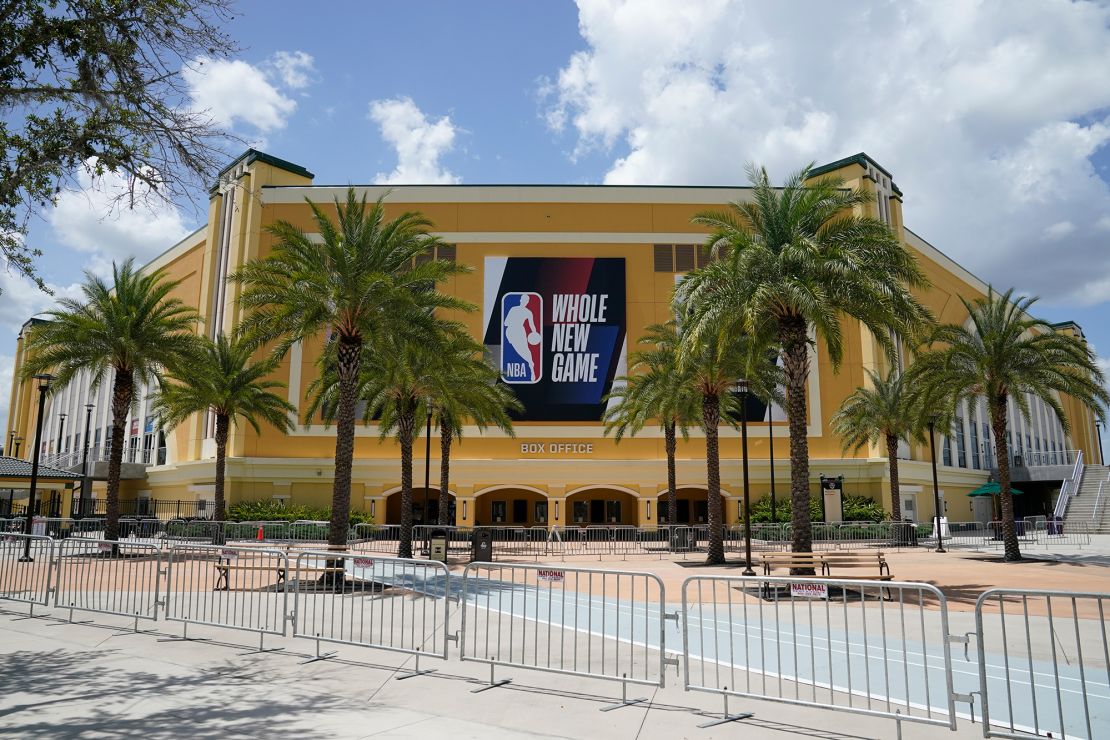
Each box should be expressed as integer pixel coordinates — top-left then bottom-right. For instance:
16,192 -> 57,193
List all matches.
152,334 -> 296,522
831,367 -> 928,522
677,314 -> 781,565
233,188 -> 469,549
431,349 -> 521,526
604,321 -> 699,527
909,288 -> 1108,561
677,164 -> 931,560
305,320 -> 473,558
20,259 -> 201,541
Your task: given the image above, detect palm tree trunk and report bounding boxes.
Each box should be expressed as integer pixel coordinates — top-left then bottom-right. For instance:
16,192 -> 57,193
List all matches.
105,369 -> 133,542
664,419 -> 678,526
703,393 -> 725,565
885,433 -> 902,521
214,413 -> 229,523
438,417 -> 452,526
397,401 -> 416,559
780,317 -> 814,569
328,334 -> 362,550
989,396 -> 1021,561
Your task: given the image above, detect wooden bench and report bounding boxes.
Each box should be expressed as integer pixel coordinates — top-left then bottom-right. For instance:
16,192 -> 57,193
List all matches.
818,551 -> 891,580
761,551 -> 891,580
213,560 -> 344,591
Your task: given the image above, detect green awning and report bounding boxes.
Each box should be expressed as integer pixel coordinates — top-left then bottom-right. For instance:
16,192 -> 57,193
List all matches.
967,481 -> 1024,497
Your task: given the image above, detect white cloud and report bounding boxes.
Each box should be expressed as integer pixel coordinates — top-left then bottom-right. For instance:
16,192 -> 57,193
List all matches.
544,0 -> 1110,306
368,97 -> 460,184
49,162 -> 190,272
271,51 -> 316,90
184,57 -> 297,133
0,268 -> 82,335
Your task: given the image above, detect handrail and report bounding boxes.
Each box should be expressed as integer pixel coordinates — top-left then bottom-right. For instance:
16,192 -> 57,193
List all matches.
1053,450 -> 1084,519
1092,480 -> 1105,523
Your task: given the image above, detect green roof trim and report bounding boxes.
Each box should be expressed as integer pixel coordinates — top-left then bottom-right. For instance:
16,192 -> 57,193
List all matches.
809,152 -> 902,196
210,149 -> 314,192
1050,320 -> 1085,335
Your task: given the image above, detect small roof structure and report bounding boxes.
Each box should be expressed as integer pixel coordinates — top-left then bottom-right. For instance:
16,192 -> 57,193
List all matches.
967,481 -> 1024,497
0,456 -> 80,483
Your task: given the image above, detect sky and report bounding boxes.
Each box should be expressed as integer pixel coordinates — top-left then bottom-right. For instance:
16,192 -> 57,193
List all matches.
3,0 -> 1109,455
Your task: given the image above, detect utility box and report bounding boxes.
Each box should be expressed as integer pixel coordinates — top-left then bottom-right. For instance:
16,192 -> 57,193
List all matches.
429,529 -> 449,563
471,528 -> 493,562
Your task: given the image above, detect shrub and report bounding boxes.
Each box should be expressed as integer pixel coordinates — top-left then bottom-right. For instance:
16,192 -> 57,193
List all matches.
750,494 -> 824,523
226,499 -> 374,525
841,495 -> 886,522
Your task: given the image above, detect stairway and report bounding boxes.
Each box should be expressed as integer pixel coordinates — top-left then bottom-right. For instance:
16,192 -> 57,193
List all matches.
1063,464 -> 1110,533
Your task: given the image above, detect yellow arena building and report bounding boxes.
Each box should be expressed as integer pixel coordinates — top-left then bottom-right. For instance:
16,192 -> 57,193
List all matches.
4,150 -> 1104,527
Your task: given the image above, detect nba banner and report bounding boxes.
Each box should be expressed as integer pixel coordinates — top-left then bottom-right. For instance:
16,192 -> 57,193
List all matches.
484,257 -> 626,421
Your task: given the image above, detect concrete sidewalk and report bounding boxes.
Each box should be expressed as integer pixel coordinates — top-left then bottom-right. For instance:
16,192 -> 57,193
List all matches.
0,608 -> 983,739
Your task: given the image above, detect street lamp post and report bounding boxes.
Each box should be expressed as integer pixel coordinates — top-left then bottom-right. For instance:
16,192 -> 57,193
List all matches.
57,412 -> 67,460
736,379 -> 755,576
768,412 -> 777,523
423,410 -> 432,527
20,374 -> 52,561
1096,420 -> 1104,466
80,404 -> 94,517
928,415 -> 946,553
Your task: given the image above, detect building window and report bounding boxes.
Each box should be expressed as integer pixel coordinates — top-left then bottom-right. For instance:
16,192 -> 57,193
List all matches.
573,500 -> 588,524
982,423 -> 992,467
653,244 -> 709,273
491,500 -> 507,524
955,417 -> 967,468
942,436 -> 952,467
653,244 -> 673,272
970,421 -> 981,469
674,244 -> 696,272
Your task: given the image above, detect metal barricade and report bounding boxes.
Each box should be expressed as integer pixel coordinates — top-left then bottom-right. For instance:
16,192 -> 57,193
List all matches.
1040,520 -> 1091,548
975,588 -> 1109,739
0,533 -> 55,612
459,562 -> 669,704
165,518 -> 224,544
680,574 -> 957,731
292,551 -> 451,669
351,523 -> 402,553
288,520 -> 330,543
223,520 -> 288,544
53,537 -> 162,627
164,543 -> 289,648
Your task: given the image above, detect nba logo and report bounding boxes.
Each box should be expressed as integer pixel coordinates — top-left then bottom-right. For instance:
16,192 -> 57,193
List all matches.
501,292 -> 542,383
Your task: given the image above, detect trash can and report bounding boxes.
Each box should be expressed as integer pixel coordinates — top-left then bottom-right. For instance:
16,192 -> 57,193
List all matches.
429,528 -> 449,563
471,528 -> 493,562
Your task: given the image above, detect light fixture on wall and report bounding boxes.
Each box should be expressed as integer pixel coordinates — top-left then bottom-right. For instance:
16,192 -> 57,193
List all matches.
645,500 -> 651,521
369,500 -> 376,518
553,500 -> 559,521
462,500 -> 468,520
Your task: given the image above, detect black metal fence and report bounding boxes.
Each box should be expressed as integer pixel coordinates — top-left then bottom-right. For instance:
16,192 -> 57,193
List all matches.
69,497 -> 207,520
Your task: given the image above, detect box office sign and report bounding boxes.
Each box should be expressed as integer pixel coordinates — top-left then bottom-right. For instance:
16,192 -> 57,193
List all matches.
484,257 -> 626,421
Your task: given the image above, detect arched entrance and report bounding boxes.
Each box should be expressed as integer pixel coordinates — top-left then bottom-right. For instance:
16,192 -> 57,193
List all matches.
655,487 -> 729,525
565,486 -> 639,526
384,487 -> 456,526
473,486 -> 549,527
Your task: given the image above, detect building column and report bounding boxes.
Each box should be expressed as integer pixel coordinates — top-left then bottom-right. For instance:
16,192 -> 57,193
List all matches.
454,484 -> 474,527
547,484 -> 566,529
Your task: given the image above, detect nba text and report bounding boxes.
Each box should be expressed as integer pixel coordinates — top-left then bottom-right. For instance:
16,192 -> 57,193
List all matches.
550,293 -> 609,383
